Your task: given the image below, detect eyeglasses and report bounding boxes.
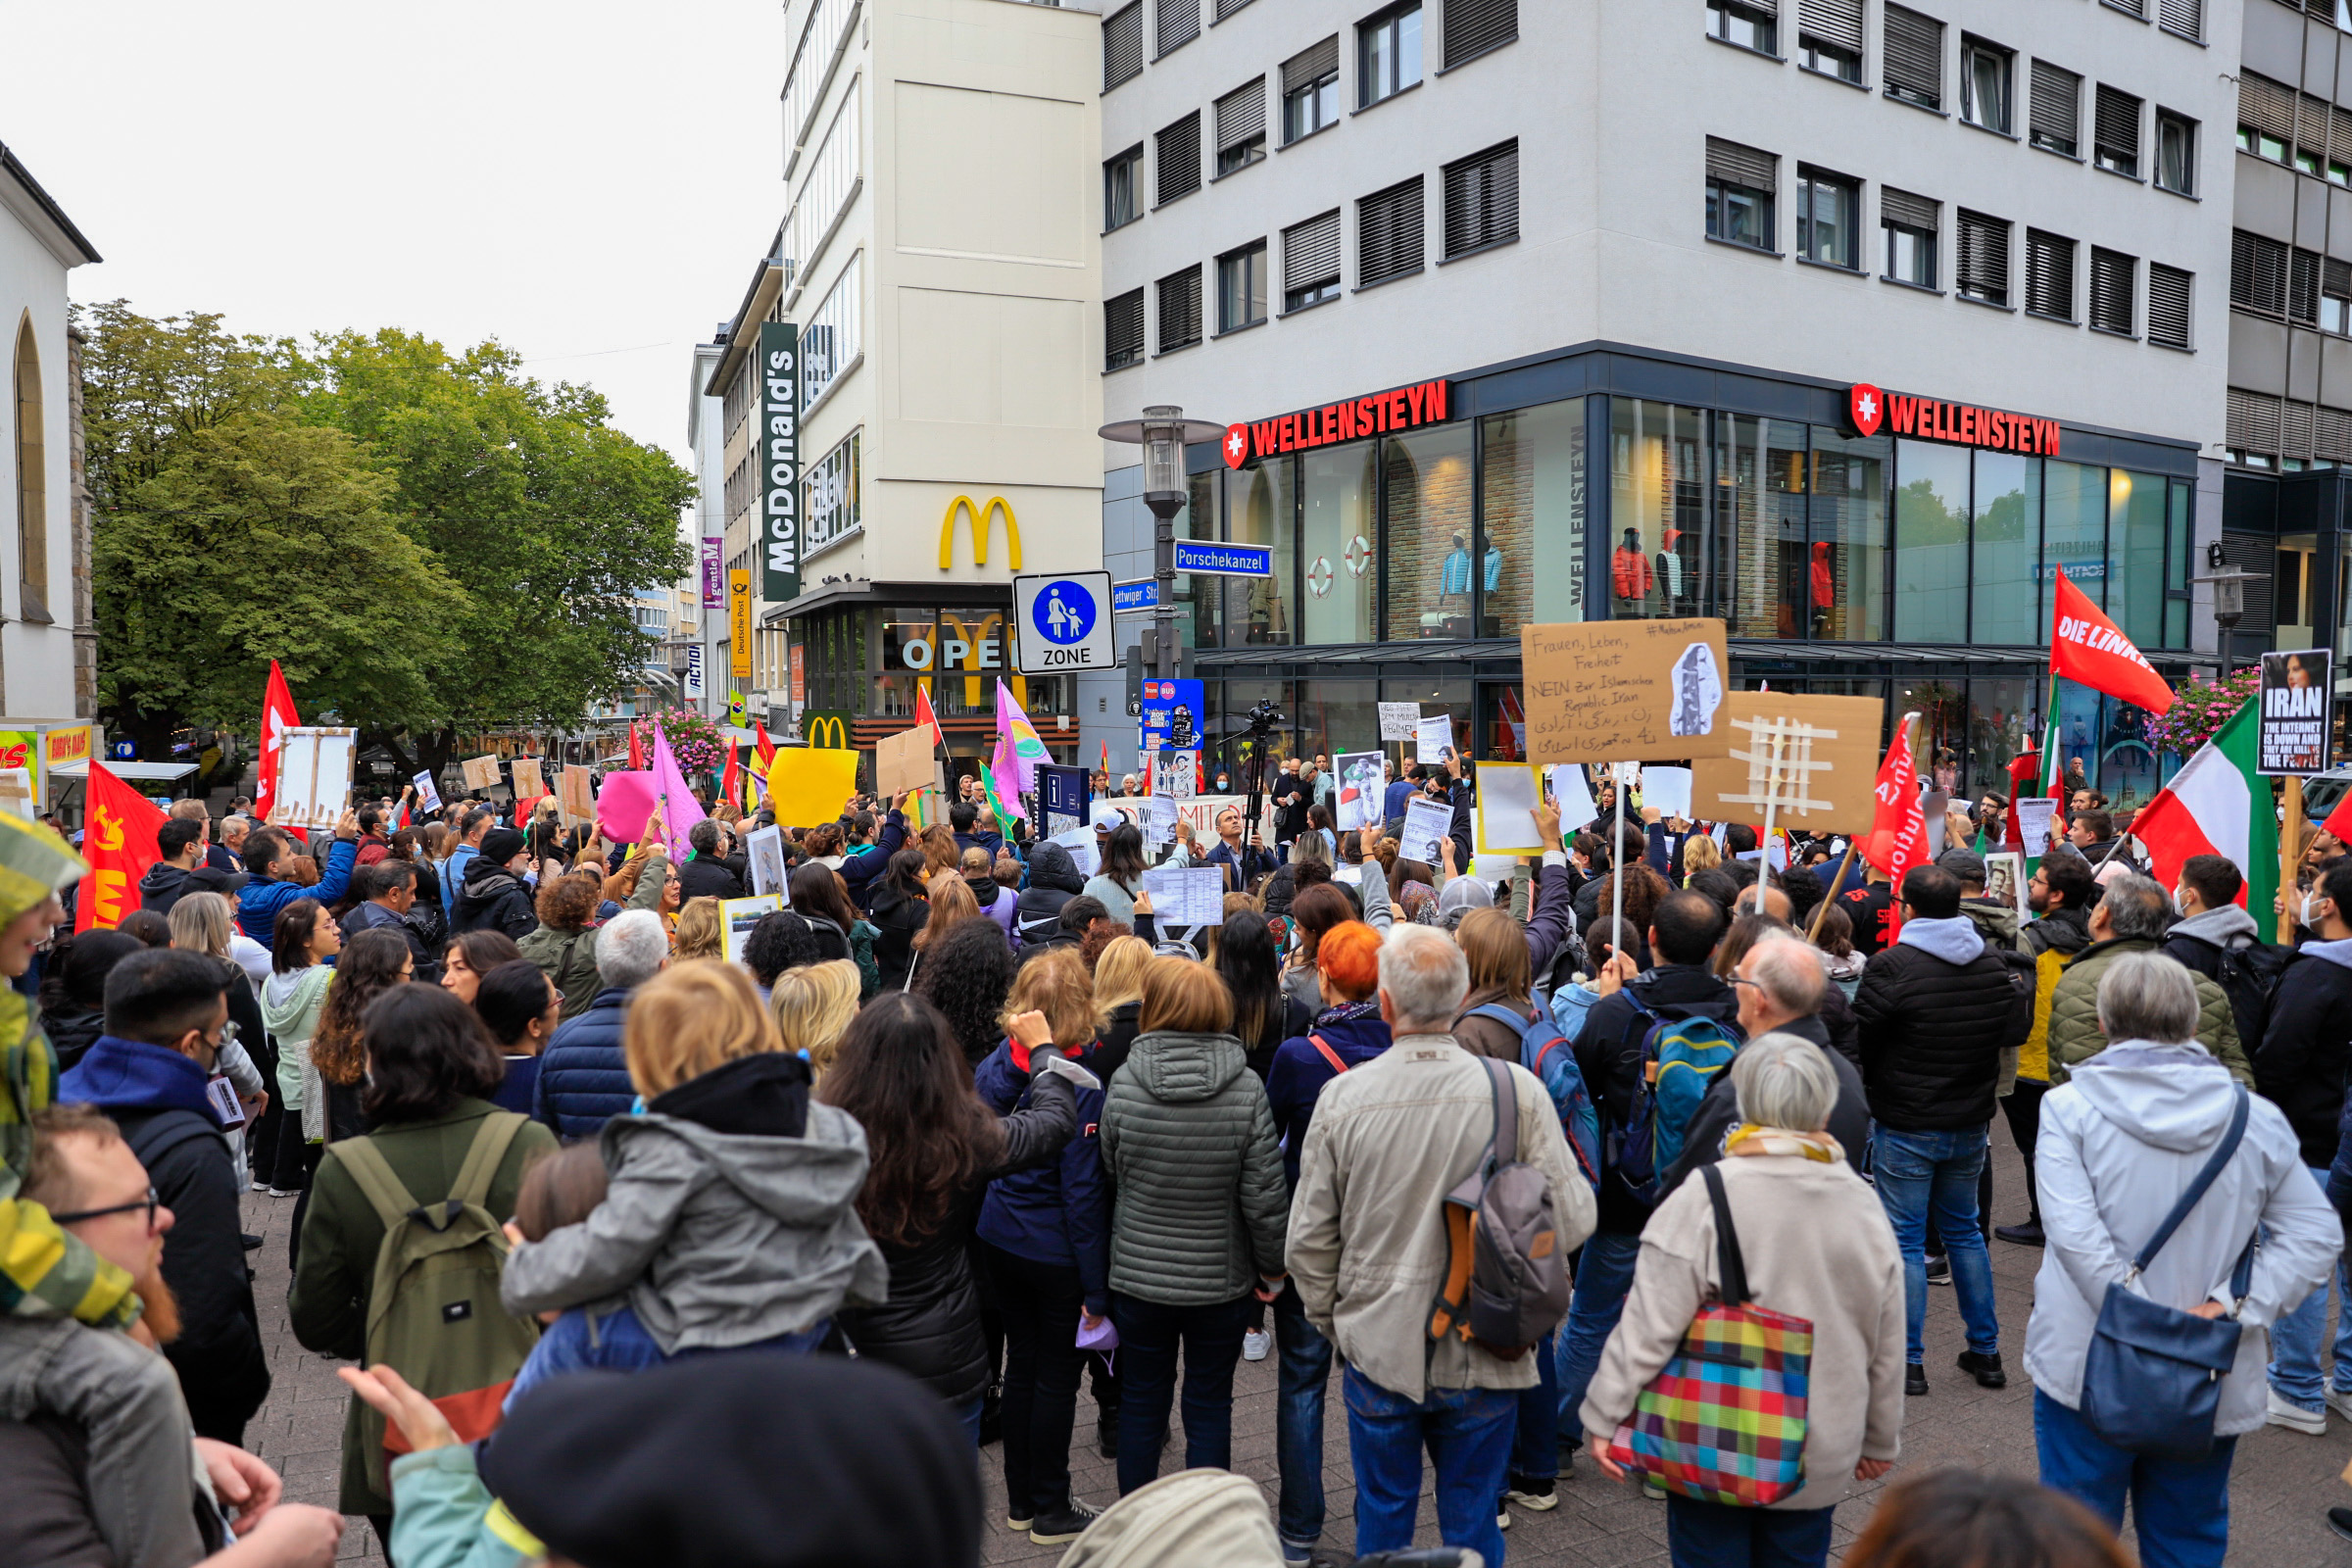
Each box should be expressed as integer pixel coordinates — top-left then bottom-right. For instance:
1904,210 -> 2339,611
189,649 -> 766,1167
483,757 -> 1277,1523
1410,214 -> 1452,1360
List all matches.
47,1186 -> 161,1229
1727,975 -> 1763,991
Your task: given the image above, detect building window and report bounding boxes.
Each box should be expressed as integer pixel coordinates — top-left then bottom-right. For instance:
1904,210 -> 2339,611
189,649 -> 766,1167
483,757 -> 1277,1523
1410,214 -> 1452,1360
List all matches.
1881,187 -> 1937,286
1960,37 -> 2012,135
12,316 -> 42,622
2029,60 -> 2080,157
1707,0 -> 1777,54
1797,0 -> 1864,82
1956,209 -> 2010,305
801,257 -> 861,410
2156,112 -> 2196,194
1214,78 -> 1266,174
1104,145 -> 1142,229
1155,0 -> 1199,57
805,430 -> 860,551
2230,231 -> 2287,316
1281,38 -> 1339,143
2025,229 -> 2076,320
1358,175 -> 1424,286
1282,210 -> 1342,310
2157,0 -> 2201,42
1218,242 -> 1267,331
1156,265 -> 1202,351
1443,140 -> 1518,259
1105,287 -> 1145,369
1359,2 -> 1421,106
2093,85 -> 2141,177
1444,0 -> 1515,68
2326,258 -> 2352,334
1155,112 -> 1200,205
2295,93 -> 2328,176
2236,73 -> 2291,163
2291,247 -> 2322,325
1705,137 -> 1777,251
2089,247 -> 2135,335
1881,4 -> 1942,110
1796,167 -> 1859,268
1103,2 -> 1144,90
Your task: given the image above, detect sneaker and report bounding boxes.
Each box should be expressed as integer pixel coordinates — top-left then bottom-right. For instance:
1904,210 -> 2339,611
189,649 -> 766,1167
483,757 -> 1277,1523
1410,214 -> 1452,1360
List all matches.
249,1179 -> 270,1194
1028,1500 -> 1100,1545
1955,1350 -> 2006,1389
267,1186 -> 300,1199
1924,1254 -> 1951,1285
1496,1509 -> 1511,1531
1005,1511 -> 1035,1534
2268,1387 -> 2328,1435
1641,1478 -> 1667,1501
2327,1387 -> 2352,1425
1905,1364 -> 1929,1397
1243,1328 -> 1272,1362
1994,1222 -> 2045,1247
240,1233 -> 263,1251
2329,1505 -> 2352,1543
1503,1476 -> 1558,1511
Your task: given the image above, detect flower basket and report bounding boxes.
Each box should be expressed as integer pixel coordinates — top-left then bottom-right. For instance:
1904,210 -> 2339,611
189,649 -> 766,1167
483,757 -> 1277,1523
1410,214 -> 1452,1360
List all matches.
2141,669 -> 2261,759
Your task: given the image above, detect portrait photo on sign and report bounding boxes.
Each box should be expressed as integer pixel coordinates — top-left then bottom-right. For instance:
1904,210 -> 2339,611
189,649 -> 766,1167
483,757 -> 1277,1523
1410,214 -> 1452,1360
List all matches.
1399,797 -> 1451,866
746,825 -> 791,898
1335,751 -> 1385,831
1668,641 -> 1725,737
2257,648 -> 2333,775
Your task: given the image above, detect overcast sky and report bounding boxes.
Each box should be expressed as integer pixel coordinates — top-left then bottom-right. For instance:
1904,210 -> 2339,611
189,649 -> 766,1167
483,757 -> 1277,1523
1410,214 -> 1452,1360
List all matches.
6,0 -> 783,470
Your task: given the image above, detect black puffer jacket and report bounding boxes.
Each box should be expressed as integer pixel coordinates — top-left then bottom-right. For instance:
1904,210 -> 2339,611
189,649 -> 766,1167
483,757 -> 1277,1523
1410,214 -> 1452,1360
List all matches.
676,855 -> 747,903
451,858 -> 536,940
2253,943 -> 2352,1167
1852,927 -> 2025,1131
837,1063 -> 1079,1401
1014,843 -> 1085,945
867,882 -> 929,992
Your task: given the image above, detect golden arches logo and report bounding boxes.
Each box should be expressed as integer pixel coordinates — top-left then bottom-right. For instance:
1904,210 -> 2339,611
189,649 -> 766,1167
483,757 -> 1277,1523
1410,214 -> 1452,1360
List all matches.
806,715 -> 850,750
939,496 -> 1022,570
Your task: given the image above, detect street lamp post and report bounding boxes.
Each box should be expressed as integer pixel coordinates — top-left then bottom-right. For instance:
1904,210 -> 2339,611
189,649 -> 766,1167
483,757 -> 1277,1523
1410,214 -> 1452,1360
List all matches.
1100,406 -> 1226,680
2189,539 -> 2269,676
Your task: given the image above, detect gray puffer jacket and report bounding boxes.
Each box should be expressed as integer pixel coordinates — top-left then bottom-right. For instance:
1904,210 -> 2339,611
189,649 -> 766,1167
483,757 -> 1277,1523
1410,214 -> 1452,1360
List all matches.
1100,1029 -> 1289,1305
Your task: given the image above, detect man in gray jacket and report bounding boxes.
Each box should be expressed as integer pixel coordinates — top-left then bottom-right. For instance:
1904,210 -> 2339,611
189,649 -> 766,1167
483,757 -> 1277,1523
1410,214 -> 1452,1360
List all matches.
1288,926 -> 1594,1566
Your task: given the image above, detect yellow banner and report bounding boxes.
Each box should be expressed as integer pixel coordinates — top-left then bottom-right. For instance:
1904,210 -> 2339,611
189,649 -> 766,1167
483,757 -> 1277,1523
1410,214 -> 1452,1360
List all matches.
728,569 -> 753,679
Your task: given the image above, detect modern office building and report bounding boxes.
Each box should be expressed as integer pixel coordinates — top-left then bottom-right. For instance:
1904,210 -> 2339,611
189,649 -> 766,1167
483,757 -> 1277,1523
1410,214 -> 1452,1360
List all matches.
1087,0 -> 2242,803
706,0 -> 1107,761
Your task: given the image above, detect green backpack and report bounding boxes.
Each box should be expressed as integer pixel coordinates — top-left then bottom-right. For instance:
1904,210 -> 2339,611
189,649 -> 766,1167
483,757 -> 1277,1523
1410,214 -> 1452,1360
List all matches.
331,1113 -> 540,1476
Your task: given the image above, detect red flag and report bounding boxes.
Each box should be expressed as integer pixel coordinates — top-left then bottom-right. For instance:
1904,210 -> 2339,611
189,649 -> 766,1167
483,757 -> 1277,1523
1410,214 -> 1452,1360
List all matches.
1862,714 -> 1929,937
76,761 -> 168,933
913,682 -> 947,753
2321,789 -> 2352,850
627,720 -> 646,771
719,745 -> 740,814
2052,568 -> 2175,715
254,661 -> 300,827
753,719 -> 777,773
1098,740 -> 1110,775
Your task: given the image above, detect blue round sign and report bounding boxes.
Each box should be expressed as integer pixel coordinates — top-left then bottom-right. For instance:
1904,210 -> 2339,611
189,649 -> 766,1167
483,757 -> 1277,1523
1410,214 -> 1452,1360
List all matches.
1032,579 -> 1097,646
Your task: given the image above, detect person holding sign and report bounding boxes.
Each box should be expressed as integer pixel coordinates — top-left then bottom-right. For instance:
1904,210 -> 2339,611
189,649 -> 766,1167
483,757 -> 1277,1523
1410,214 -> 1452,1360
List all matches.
236,809 -> 360,959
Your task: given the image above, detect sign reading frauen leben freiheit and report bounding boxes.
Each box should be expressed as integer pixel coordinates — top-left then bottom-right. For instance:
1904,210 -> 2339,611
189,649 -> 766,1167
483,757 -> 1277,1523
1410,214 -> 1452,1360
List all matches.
759,321 -> 800,603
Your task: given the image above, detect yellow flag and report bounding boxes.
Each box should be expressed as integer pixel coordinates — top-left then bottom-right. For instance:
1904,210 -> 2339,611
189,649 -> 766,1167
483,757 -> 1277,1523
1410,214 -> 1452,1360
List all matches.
766,748 -> 859,829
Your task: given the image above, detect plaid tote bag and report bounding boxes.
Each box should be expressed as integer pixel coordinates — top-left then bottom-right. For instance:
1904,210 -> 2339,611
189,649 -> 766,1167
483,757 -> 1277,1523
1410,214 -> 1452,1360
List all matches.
1604,1163 -> 1812,1506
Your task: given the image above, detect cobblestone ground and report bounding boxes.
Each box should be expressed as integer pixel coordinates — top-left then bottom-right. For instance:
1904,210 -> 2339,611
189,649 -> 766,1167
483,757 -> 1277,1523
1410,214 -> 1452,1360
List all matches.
243,1113 -> 2352,1565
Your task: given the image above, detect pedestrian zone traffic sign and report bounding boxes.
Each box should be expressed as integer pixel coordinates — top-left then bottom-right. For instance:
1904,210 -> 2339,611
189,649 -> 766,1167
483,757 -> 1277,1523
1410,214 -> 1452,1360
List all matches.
1014,571 -> 1113,674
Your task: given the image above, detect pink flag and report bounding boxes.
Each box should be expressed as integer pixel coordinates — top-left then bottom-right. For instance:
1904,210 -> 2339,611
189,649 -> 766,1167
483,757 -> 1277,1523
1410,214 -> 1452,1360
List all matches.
650,720 -> 708,860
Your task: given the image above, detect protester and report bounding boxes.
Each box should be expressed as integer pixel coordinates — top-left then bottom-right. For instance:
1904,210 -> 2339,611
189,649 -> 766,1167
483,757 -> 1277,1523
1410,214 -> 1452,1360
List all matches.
472,959 -> 562,1116
791,858 -> 879,995
1583,1032 -> 1903,1566
1017,840 -> 1088,946
1214,910 -> 1295,1084
676,818 -> 749,901
516,869 -> 605,1021
914,916 -> 1020,1069
57,948 -> 271,1446
339,859 -> 440,984
238,813 -> 359,956
2029,953 -> 2340,1561
438,928 -> 522,1006
673,894 -> 723,958
258,899 -> 339,1200
1854,864 -> 2027,1396
742,908 -> 821,1000
1841,1470 -> 2132,1568
534,908 -> 669,1142
449,827 -> 537,940
2002,851 -> 2099,1248
1086,822 -> 1149,927
1289,925 -> 1591,1565
2160,854 -> 2269,1038
868,849 -> 931,991
769,958 -> 861,1081
138,816 -> 209,917
1280,884 -> 1356,1016
171,890 -> 277,1185
2047,873 -> 2248,1084
310,928 -> 416,1150
37,928 -> 142,1072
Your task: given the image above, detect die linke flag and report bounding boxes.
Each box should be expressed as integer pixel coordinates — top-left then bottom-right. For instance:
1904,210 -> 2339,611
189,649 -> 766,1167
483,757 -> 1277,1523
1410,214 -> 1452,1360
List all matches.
2130,697 -> 2277,923
254,661 -> 301,829
1861,713 -> 1928,938
2052,568 -> 2176,715
76,761 -> 167,934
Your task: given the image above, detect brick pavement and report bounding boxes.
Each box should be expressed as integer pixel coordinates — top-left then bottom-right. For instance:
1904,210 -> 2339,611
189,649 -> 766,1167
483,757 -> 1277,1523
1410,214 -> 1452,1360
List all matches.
242,1111 -> 2352,1565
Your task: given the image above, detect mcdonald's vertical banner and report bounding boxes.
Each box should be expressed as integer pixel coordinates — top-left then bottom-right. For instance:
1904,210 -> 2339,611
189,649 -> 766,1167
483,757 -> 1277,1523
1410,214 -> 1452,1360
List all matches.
728,569 -> 754,679
760,321 -> 801,604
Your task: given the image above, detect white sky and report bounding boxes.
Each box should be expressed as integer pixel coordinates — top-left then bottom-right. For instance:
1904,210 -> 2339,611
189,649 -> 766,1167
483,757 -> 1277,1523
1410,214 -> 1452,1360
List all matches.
5,0 -> 785,469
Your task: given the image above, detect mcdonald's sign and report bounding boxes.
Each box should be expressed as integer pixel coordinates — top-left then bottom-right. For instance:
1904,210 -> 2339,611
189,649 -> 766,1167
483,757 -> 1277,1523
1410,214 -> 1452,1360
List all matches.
939,495 -> 1022,571
805,714 -> 850,750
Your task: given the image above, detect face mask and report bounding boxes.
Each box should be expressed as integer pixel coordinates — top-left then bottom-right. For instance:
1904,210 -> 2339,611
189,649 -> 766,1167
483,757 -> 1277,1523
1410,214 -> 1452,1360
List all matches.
2304,892 -> 2326,928
2173,885 -> 2190,915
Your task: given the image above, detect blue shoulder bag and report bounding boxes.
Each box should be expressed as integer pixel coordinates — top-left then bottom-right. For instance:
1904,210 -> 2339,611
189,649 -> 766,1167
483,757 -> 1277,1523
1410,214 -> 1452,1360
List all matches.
2079,1085 -> 2256,1461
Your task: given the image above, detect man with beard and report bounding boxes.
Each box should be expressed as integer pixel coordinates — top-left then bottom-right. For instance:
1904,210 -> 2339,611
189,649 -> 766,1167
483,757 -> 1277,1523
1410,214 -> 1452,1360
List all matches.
0,1106 -> 343,1566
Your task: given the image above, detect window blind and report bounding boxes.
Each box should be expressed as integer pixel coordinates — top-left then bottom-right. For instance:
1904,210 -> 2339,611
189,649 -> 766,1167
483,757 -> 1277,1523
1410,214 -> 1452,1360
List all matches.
1882,6 -> 1943,107
1215,0 -> 1253,17
1444,0 -> 1517,68
2284,401 -> 2316,462
2317,405 -> 2352,465
2106,0 -> 2144,16
2230,230 -> 2286,315
1215,79 -> 1265,151
1155,0 -> 1199,57
2290,248 -> 2321,324
2030,61 -> 2080,154
2227,389 -> 2280,456
2157,0 -> 2200,40
2026,229 -> 2075,318
1881,186 -> 1937,232
1443,140 -> 1518,257
2088,248 -> 2134,334
1156,266 -> 1201,351
1282,36 -> 1338,93
2299,93 -> 2332,161
1359,176 -> 1424,285
1103,3 -> 1144,90
2333,106 -> 2352,165
2328,257 -> 2352,300
1706,137 -> 1777,192
1957,210 -> 2009,304
1800,0 -> 1864,53
2147,263 -> 2192,349
1155,113 -> 1200,205
2095,85 -> 2141,167
1283,210 -> 1342,291
2239,74 -> 2294,143
1104,289 -> 1144,370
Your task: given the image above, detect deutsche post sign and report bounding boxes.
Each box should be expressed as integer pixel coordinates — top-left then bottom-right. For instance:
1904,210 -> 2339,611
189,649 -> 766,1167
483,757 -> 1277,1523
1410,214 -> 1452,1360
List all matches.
728,569 -> 754,680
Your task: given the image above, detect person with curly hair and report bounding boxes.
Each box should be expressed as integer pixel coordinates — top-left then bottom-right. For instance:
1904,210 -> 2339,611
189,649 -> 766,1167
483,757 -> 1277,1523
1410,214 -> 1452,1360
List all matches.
741,910 -> 820,1001
912,916 -> 1017,1068
518,870 -> 606,1023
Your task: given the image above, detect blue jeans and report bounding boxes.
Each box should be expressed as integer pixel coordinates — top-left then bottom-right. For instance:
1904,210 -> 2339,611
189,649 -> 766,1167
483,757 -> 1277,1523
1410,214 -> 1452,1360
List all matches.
1509,1329 -> 1559,1485
1554,1229 -> 1643,1442
2034,1390 -> 2234,1568
1664,1494 -> 1836,1568
956,1395 -> 984,1446
506,1302 -> 667,1410
1109,1292 -> 1253,1497
1271,1284 -> 1333,1559
2266,1163 -> 2350,1412
1344,1364 -> 1516,1566
1871,1125 -> 1999,1363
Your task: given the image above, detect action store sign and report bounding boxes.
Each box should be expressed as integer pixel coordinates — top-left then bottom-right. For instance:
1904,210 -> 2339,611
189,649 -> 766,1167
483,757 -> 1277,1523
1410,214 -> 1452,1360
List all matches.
1848,382 -> 2062,455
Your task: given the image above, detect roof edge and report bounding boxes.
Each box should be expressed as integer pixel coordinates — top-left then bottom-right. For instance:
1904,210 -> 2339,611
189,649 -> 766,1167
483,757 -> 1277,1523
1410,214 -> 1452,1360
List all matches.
0,141 -> 100,266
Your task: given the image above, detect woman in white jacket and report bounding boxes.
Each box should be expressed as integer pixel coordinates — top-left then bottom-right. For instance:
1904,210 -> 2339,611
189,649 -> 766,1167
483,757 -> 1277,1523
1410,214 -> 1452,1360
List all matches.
2027,951 -> 2341,1568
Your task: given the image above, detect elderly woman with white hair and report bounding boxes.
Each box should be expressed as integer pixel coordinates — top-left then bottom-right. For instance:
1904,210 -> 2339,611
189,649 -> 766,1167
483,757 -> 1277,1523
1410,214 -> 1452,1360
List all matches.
1580,1031 -> 1905,1568
2027,950 -> 2339,1568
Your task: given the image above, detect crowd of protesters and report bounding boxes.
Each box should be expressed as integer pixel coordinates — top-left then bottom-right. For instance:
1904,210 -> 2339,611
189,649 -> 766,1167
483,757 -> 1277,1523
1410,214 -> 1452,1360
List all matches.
1,753 -> 2347,1568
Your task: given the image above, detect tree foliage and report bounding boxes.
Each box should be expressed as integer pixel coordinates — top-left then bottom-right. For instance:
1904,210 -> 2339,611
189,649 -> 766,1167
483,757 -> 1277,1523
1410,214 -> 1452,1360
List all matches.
81,304 -> 695,763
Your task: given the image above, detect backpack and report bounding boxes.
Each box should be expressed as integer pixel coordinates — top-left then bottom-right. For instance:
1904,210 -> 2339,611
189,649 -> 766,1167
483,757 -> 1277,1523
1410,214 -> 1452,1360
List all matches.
1608,994 -> 1742,1209
1426,1056 -> 1572,1358
2211,940 -> 2296,1054
1465,1002 -> 1601,1193
1988,946 -> 2038,1047
329,1113 -> 539,1477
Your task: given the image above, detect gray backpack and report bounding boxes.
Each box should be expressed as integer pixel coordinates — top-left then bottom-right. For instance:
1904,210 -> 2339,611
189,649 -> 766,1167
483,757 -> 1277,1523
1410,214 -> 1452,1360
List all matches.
1426,1056 -> 1573,1358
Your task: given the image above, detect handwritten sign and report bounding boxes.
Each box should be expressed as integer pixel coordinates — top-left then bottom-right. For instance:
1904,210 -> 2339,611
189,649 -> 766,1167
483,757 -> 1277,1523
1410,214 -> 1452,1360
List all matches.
1378,702 -> 1421,742
1689,693 -> 1881,833
459,755 -> 501,793
1519,618 -> 1732,763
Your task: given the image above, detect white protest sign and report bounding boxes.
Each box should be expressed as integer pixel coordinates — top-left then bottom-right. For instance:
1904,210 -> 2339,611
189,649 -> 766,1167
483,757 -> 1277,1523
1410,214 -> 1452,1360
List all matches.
1378,702 -> 1420,742
1642,765 -> 1693,821
413,771 -> 442,812
1140,865 -> 1225,926
1415,715 -> 1456,765
1399,797 -> 1451,865
1335,751 -> 1385,831
1548,764 -> 1596,831
1051,826 -> 1101,877
2016,796 -> 2057,858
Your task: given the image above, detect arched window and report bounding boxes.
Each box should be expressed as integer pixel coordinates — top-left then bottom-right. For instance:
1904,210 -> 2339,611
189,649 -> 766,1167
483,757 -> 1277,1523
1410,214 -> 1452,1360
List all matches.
13,315 -> 47,621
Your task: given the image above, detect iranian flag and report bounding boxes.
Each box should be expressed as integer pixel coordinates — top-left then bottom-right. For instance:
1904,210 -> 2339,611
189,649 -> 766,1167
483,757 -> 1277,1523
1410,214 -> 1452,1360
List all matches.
2129,697 -> 2277,919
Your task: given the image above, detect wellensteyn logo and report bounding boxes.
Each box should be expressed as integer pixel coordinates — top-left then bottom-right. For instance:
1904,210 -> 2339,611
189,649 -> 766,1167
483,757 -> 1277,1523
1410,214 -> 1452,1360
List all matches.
763,346 -> 798,573
2057,614 -> 2155,670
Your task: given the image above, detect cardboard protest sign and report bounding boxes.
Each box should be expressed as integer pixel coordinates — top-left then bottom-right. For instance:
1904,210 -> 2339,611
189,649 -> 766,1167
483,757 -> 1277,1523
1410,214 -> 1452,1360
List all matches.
510,758 -> 546,804
558,765 -> 597,826
768,748 -> 859,829
1689,692 -> 1882,833
1519,619 -> 1731,763
460,755 -> 502,792
875,726 -> 935,799
1377,703 -> 1420,742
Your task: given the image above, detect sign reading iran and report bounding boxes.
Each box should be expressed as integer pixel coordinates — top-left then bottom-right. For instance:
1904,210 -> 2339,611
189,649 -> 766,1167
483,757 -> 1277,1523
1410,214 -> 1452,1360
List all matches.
1849,383 -> 2062,455
1223,377 -> 1451,467
758,321 -> 800,603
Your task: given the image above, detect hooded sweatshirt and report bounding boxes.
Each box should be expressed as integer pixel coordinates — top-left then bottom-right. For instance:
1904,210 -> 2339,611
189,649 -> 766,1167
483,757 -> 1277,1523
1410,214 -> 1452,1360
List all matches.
1099,1030 -> 1289,1305
500,1052 -> 889,1353
1895,912 -> 1984,966
134,860 -> 195,917
2027,1040 -> 2342,1436
261,964 -> 334,1132
1014,842 -> 1086,944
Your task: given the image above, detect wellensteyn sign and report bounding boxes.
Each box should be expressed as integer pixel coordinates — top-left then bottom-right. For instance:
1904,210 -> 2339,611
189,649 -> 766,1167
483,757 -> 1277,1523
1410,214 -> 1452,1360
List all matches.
759,321 -> 800,603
